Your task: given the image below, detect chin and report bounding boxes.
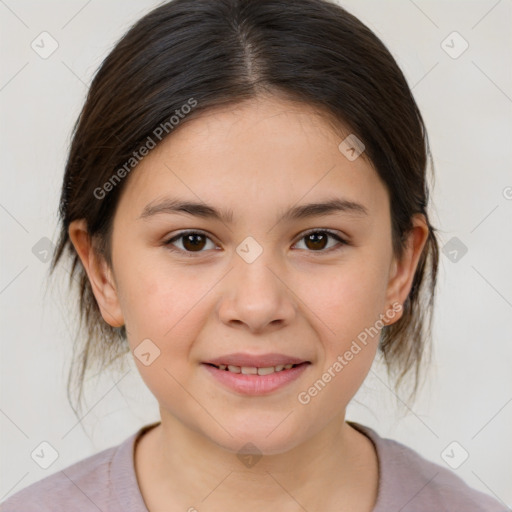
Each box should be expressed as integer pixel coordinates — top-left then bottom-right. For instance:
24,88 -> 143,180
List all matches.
201,415 -> 310,457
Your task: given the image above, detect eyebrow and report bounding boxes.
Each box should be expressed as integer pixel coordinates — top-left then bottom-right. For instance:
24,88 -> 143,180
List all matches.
138,196 -> 369,224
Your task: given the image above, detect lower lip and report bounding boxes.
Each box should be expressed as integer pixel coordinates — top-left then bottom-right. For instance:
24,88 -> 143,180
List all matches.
202,363 -> 310,395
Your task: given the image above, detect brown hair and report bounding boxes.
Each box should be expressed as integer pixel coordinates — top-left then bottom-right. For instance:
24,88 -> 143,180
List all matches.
50,0 -> 440,416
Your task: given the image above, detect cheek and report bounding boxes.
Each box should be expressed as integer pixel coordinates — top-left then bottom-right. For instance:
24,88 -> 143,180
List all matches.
295,266 -> 384,416
300,257 -> 389,341
293,255 -> 388,402
113,261 -> 212,394
117,255 -> 208,336
117,264 -> 213,403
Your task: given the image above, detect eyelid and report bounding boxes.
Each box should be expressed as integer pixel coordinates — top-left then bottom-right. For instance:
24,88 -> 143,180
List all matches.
292,228 -> 349,252
296,227 -> 347,243
163,229 -> 219,257
163,228 -> 349,257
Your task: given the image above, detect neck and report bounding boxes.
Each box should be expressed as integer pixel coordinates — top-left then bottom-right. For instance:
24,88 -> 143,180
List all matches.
135,412 -> 379,511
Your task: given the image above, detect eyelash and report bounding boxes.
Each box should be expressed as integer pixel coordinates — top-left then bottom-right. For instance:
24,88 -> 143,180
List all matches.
163,229 -> 348,258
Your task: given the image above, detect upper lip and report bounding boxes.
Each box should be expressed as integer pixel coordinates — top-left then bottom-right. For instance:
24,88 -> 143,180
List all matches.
204,353 -> 309,368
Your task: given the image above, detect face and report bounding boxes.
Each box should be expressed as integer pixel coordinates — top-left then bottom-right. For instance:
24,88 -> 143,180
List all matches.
73,94 -> 427,455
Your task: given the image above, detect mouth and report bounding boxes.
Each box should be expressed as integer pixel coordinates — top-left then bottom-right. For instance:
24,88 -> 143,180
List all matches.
201,354 -> 311,395
203,362 -> 307,375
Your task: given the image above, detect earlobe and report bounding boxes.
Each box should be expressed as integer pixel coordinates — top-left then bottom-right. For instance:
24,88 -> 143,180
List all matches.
68,219 -> 124,328
384,214 -> 430,325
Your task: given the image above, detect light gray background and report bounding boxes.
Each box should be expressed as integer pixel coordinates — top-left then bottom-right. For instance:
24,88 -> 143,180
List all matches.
1,0 -> 511,507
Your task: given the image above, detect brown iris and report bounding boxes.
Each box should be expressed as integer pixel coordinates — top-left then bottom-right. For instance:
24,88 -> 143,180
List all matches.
303,232 -> 329,251
182,233 -> 208,252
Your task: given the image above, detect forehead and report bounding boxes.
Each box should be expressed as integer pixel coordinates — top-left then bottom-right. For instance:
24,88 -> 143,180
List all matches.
115,95 -> 389,222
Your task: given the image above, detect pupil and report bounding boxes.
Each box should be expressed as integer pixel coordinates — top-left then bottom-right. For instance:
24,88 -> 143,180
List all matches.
183,234 -> 205,251
307,233 -> 327,250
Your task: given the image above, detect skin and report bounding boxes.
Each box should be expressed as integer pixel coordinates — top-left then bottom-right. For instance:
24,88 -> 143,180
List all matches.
69,94 -> 429,511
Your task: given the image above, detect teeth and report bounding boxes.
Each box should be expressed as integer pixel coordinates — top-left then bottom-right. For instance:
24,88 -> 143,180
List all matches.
257,366 -> 275,376
215,363 -> 300,374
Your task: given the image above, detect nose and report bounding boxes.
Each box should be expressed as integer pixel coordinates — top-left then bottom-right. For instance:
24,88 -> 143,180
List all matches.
216,252 -> 297,335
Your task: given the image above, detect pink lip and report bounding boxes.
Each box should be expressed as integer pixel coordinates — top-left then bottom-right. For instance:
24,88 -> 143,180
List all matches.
204,352 -> 308,368
201,361 -> 310,395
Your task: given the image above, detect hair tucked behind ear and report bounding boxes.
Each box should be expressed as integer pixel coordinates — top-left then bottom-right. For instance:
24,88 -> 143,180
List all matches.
50,0 -> 440,417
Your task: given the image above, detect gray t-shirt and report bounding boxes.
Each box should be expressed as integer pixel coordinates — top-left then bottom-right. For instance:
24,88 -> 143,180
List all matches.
1,421 -> 507,511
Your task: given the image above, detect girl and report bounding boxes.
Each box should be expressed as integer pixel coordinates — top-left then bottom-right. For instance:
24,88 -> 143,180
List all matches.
1,0 -> 507,510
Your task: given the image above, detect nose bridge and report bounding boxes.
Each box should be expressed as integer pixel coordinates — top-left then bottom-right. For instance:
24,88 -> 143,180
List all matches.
217,238 -> 296,332
233,238 -> 283,303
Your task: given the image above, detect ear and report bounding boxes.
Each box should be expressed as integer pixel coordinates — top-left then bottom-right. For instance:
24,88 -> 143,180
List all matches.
383,214 -> 430,325
68,219 -> 124,328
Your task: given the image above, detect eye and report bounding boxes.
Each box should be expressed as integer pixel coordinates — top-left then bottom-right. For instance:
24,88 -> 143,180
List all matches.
293,229 -> 348,253
164,230 -> 217,256
164,229 -> 348,257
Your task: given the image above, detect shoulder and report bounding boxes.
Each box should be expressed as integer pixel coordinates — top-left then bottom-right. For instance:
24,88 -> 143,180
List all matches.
0,428 -> 143,512
348,421 -> 508,512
